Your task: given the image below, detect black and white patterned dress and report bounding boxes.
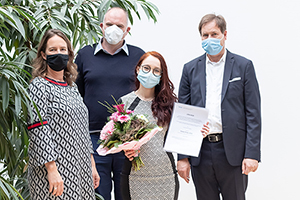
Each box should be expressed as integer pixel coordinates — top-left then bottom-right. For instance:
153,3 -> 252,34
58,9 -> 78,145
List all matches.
120,91 -> 179,200
27,77 -> 95,200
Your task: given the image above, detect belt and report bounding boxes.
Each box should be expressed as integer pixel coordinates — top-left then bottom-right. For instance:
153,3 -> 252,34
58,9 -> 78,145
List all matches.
206,133 -> 222,143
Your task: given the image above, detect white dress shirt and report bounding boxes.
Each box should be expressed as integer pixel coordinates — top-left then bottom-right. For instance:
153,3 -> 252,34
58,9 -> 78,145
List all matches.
205,50 -> 227,134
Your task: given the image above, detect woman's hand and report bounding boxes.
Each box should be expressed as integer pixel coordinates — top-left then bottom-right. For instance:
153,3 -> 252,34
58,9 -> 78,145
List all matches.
91,155 -> 100,189
45,161 -> 64,196
124,150 -> 139,161
201,122 -> 210,138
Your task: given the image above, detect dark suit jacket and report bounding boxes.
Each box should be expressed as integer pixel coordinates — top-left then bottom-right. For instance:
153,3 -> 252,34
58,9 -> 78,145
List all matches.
177,50 -> 261,167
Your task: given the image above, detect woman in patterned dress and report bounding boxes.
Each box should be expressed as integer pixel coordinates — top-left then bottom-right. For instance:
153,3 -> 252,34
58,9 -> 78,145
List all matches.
27,29 -> 100,200
119,51 -> 210,199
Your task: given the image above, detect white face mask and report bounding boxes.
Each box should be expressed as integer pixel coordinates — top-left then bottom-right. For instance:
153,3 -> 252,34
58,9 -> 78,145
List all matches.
104,25 -> 125,45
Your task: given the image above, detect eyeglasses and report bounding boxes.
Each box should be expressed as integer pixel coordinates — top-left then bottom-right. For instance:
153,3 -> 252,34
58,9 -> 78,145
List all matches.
140,65 -> 162,77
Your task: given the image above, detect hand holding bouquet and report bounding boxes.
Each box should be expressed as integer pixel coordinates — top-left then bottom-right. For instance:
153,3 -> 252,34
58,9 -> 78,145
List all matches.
96,99 -> 162,171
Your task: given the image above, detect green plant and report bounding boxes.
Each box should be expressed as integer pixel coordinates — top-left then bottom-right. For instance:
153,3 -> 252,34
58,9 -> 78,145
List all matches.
0,0 -> 159,199
0,56 -> 32,199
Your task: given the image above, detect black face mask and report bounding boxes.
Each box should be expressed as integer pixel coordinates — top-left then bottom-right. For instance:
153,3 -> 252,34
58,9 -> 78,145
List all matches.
46,54 -> 69,71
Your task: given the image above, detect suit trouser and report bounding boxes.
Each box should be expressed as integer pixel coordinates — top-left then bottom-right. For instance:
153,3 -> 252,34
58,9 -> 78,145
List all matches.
91,133 -> 125,200
191,139 -> 248,200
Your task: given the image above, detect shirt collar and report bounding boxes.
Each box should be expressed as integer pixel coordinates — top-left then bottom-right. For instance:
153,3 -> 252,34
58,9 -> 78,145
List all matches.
94,38 -> 129,56
206,49 -> 227,65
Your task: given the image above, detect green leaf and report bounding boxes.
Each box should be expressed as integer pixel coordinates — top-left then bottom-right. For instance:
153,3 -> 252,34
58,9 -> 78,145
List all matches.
50,18 -> 70,36
52,9 -> 71,23
0,7 -> 15,23
1,76 -> 9,112
3,179 -> 24,200
61,3 -> 67,16
14,6 -> 39,31
47,0 -> 55,8
14,88 -> 22,116
145,1 -> 160,13
0,178 -> 10,198
80,17 -> 85,31
114,141 -> 122,148
124,120 -> 131,131
107,140 -> 120,148
99,0 -> 112,13
115,0 -> 126,9
11,11 -> 26,39
70,0 -> 83,16
2,68 -> 17,80
125,0 -> 138,11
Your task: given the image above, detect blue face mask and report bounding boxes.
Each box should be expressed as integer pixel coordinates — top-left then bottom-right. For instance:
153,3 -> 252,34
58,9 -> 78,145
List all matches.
137,69 -> 161,89
202,36 -> 224,55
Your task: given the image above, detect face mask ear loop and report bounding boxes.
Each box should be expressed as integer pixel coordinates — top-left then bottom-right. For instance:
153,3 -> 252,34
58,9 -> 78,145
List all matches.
219,34 -> 224,41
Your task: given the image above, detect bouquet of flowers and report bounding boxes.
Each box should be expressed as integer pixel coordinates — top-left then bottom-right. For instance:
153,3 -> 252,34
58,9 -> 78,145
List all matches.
96,98 -> 162,171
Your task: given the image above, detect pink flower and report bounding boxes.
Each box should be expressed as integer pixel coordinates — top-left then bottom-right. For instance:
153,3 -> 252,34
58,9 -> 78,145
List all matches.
113,104 -> 125,113
126,110 -> 134,115
100,133 -> 108,141
110,112 -> 120,122
117,115 -> 130,123
100,120 -> 115,140
97,126 -> 163,155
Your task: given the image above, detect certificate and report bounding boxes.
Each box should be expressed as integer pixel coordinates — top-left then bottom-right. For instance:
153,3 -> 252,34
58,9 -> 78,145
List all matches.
164,102 -> 208,157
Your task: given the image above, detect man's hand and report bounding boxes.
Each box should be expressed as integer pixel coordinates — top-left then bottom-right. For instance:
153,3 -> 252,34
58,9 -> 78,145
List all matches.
242,158 -> 259,175
177,158 -> 191,183
201,121 -> 210,138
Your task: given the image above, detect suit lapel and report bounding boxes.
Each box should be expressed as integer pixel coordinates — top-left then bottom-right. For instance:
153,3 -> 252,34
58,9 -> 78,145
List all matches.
198,56 -> 206,106
221,51 -> 234,102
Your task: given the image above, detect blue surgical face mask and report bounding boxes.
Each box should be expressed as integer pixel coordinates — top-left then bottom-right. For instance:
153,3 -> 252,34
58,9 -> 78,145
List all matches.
137,69 -> 161,89
202,36 -> 224,55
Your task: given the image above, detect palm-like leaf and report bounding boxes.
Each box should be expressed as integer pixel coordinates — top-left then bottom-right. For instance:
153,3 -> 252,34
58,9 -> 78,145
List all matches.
0,176 -> 25,200
0,57 -> 33,199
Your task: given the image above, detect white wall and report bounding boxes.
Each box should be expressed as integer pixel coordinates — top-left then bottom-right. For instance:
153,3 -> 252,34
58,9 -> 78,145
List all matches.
126,0 -> 300,199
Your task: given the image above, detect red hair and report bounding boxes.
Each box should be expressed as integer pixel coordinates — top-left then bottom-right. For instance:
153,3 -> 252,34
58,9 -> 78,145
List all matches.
135,51 -> 177,127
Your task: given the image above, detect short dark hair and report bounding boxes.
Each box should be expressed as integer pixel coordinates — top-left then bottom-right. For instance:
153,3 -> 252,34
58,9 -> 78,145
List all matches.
198,14 -> 227,35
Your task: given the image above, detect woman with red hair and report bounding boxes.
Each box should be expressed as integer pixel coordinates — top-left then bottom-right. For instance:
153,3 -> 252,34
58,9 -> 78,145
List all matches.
119,51 -> 209,199
119,51 -> 179,199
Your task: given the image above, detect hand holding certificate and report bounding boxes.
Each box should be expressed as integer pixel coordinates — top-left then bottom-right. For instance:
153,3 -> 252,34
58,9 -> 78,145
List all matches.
164,102 -> 209,157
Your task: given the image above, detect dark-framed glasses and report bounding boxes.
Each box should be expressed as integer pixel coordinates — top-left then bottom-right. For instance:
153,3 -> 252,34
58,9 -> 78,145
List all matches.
140,65 -> 162,77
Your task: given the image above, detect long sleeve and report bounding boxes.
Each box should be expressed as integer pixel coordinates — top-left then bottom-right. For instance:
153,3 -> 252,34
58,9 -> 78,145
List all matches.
178,64 -> 192,105
243,60 -> 261,161
27,79 -> 58,167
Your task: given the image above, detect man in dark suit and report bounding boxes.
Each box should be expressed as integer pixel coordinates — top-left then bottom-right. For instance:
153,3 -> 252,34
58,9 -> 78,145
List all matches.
177,14 -> 261,200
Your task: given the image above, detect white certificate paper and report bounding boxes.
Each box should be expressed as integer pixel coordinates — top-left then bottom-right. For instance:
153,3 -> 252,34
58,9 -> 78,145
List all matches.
164,102 -> 209,157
